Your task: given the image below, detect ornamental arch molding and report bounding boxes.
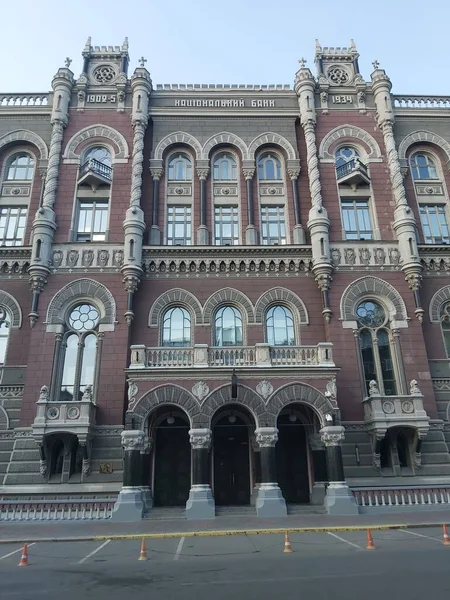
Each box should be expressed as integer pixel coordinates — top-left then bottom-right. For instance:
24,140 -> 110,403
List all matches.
0,130 -> 48,161
62,124 -> 130,162
153,132 -> 203,161
0,291 -> 22,328
318,125 -> 382,162
267,382 -> 336,428
340,276 -> 408,326
149,288 -> 203,327
203,288 -> 255,324
46,278 -> 116,331
255,287 -> 309,325
0,405 -> 9,430
398,130 -> 450,164
200,384 -> 268,428
248,132 -> 297,161
202,132 -> 249,160
129,385 -> 200,429
429,286 -> 450,323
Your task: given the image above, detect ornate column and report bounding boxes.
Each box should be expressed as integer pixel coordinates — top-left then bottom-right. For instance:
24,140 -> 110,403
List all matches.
186,429 -> 215,520
308,433 -> 327,505
288,163 -> 306,244
254,427 -> 287,518
371,63 -> 424,322
243,164 -> 257,244
294,61 -> 333,322
112,430 -> 146,522
149,165 -> 163,245
29,62 -> 74,327
121,64 -> 152,325
320,425 -> 358,515
196,162 -> 210,245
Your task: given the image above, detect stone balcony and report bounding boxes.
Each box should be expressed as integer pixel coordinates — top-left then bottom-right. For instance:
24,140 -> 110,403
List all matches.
129,342 -> 334,369
335,158 -> 370,187
32,387 -> 97,444
362,386 -> 430,438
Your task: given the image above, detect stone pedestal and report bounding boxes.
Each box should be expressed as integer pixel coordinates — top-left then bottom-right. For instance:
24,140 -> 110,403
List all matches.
149,225 -> 161,245
186,429 -> 215,520
293,224 -> 306,244
324,482 -> 358,515
255,428 -> 287,518
311,482 -> 326,505
112,430 -> 146,522
245,225 -> 258,245
197,225 -> 209,245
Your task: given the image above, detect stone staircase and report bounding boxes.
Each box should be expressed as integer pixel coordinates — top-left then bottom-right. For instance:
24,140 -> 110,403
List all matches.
143,504 -> 326,520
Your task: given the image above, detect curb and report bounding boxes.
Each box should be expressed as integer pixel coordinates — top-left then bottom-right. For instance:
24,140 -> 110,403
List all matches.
0,521 -> 446,544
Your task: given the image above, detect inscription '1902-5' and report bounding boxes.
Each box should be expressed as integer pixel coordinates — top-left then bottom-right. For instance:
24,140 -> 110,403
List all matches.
174,99 -> 276,108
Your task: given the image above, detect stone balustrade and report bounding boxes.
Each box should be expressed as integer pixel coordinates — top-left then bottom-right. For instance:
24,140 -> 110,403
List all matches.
0,94 -> 50,107
393,95 -> 450,109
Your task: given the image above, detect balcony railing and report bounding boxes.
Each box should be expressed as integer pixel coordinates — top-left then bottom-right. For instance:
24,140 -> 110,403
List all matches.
0,93 -> 49,107
336,158 -> 369,180
393,95 -> 450,109
79,158 -> 112,182
130,342 -> 334,369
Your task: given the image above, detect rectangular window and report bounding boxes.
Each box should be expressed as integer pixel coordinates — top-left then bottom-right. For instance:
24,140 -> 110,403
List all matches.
214,206 -> 239,245
341,199 -> 373,240
0,207 -> 27,246
261,206 -> 286,245
76,201 -> 108,242
167,206 -> 192,245
419,204 -> 450,244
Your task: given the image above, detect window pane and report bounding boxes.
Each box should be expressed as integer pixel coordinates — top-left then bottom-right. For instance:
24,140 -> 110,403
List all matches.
266,305 -> 295,346
215,206 -> 238,245
60,334 -> 78,401
163,307 -> 191,347
360,330 -> 376,395
79,334 -> 96,398
377,329 -> 397,395
215,306 -> 242,346
167,206 -> 192,245
0,321 -> 9,364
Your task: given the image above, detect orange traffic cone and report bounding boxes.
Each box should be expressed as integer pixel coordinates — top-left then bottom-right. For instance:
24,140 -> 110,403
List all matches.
442,524 -> 450,546
18,543 -> 28,567
283,532 -> 293,553
138,538 -> 148,561
366,529 -> 375,550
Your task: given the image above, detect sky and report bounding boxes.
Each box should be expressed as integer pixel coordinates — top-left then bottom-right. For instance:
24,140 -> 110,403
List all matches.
2,0 -> 449,95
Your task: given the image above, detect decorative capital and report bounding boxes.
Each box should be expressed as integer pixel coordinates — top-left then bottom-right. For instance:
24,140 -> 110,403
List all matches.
287,167 -> 301,180
189,428 -> 212,449
405,271 -> 422,292
123,274 -> 140,294
315,272 -> 332,292
196,167 -> 210,181
29,275 -> 47,294
320,425 -> 345,447
242,167 -> 255,180
255,427 -> 278,448
150,168 -> 163,181
121,430 -> 146,451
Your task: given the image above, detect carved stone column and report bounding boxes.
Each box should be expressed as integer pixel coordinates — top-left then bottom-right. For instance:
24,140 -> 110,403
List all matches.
320,426 -> 358,515
294,63 -> 333,322
371,64 -> 424,322
149,166 -> 163,245
186,429 -> 215,520
288,164 -> 306,244
254,427 -> 287,518
196,163 -> 210,245
112,430 -> 146,522
243,165 -> 257,245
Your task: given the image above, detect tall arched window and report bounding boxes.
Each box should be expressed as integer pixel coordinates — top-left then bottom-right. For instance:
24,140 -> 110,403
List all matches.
214,306 -> 243,346
266,305 -> 295,346
258,153 -> 282,180
0,307 -> 10,365
440,302 -> 450,357
213,153 -> 237,181
410,152 -> 438,180
162,307 -> 191,347
59,304 -> 100,401
6,153 -> 35,180
168,153 -> 192,181
357,300 -> 397,396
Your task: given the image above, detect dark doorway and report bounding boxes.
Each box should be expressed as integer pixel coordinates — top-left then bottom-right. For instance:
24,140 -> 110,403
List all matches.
276,413 -> 310,503
153,415 -> 191,507
214,414 -> 250,506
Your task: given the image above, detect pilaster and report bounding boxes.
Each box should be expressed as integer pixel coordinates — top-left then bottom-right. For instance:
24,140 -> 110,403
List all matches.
254,427 -> 287,518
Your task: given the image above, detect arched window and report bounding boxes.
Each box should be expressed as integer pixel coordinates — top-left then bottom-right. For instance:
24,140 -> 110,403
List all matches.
266,305 -> 295,346
258,153 -> 282,180
83,146 -> 112,167
162,307 -> 191,347
59,304 -> 100,401
356,300 -> 397,396
335,146 -> 360,167
6,153 -> 35,181
213,153 -> 237,181
0,308 -> 10,364
168,153 -> 192,181
410,152 -> 438,180
440,302 -> 450,357
214,306 -> 243,346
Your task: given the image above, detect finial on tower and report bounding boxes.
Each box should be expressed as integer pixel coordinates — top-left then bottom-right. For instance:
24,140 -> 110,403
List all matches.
372,60 -> 380,70
298,57 -> 307,68
139,56 -> 147,67
350,39 -> 356,51
84,37 -> 91,52
315,39 -> 322,52
65,57 -> 72,68
122,37 -> 129,51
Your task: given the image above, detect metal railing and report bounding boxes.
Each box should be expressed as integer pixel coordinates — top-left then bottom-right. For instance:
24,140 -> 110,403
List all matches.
80,158 -> 113,181
0,500 -> 114,521
147,347 -> 194,368
335,158 -> 368,180
393,95 -> 450,109
0,94 -> 49,107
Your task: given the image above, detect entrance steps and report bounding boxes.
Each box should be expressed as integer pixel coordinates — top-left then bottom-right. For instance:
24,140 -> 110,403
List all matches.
287,504 -> 326,516
143,507 -> 186,520
143,504 -> 326,520
215,505 -> 256,517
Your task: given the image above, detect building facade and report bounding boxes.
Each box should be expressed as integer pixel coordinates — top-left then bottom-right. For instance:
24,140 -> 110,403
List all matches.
1,39 -> 450,520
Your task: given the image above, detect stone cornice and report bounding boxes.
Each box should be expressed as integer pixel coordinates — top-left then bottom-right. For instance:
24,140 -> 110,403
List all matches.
125,367 -> 339,380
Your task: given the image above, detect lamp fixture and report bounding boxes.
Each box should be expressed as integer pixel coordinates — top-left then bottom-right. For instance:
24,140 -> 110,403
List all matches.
289,410 -> 297,423
228,412 -> 237,424
167,413 -> 175,425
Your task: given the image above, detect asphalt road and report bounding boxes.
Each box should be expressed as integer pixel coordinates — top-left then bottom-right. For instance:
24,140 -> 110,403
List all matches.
2,527 -> 450,599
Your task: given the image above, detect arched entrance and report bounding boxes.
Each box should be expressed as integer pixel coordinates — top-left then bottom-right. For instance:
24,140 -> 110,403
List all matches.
151,408 -> 191,507
213,405 -> 253,506
276,404 -> 321,504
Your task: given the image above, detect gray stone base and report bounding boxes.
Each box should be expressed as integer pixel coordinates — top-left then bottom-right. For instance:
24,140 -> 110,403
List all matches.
250,484 -> 260,507
111,487 -> 145,522
149,226 -> 161,245
245,225 -> 258,245
324,482 -> 359,515
293,224 -> 306,244
311,482 -> 326,505
256,483 -> 287,518
141,486 -> 153,512
197,226 -> 209,245
185,484 -> 215,520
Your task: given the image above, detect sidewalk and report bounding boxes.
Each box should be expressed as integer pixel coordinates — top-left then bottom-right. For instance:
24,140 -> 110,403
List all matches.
1,510 -> 450,543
